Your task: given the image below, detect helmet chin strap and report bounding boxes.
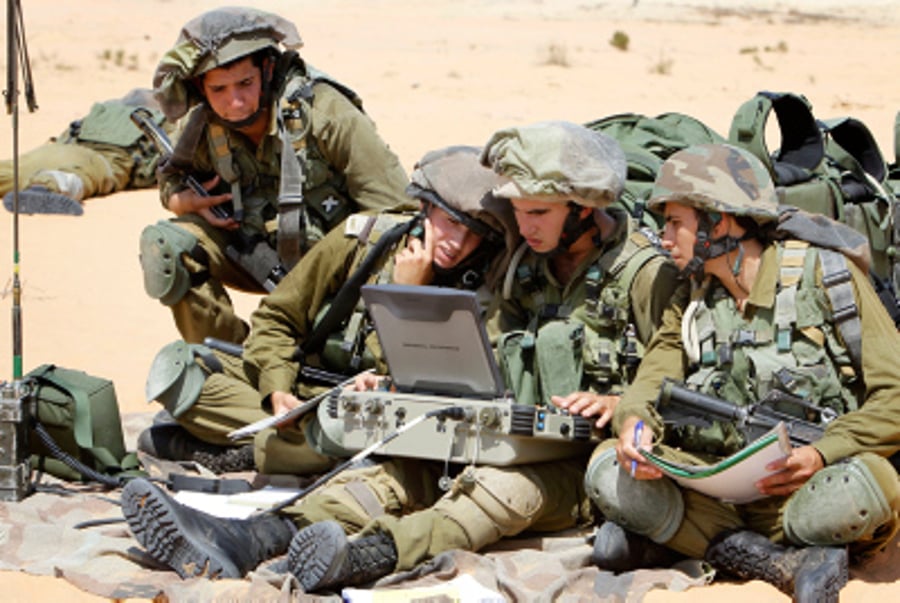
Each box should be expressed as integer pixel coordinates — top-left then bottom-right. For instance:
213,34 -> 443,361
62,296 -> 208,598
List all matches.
539,204 -> 596,258
682,212 -> 741,282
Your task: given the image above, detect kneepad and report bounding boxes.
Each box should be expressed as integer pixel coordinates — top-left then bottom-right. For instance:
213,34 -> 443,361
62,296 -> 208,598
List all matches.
784,454 -> 898,546
145,340 -> 208,418
139,220 -> 201,306
584,446 -> 684,543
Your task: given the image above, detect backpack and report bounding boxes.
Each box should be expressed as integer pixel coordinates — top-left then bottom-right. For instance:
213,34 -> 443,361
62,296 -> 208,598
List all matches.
24,364 -> 143,484
728,91 -> 900,316
584,112 -> 727,229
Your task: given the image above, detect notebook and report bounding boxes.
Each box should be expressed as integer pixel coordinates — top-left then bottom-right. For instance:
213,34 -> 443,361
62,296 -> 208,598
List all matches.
361,284 -> 505,398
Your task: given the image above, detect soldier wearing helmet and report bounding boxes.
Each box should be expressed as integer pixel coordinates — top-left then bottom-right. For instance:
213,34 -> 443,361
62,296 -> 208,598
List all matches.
135,145 -> 511,474
139,7 -> 412,345
586,143 -> 900,602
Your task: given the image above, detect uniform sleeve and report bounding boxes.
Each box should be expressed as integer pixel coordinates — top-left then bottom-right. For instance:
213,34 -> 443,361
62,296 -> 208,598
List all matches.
309,85 -> 414,213
813,260 -> 900,464
243,225 -> 360,399
628,255 -> 686,345
612,300 -> 688,440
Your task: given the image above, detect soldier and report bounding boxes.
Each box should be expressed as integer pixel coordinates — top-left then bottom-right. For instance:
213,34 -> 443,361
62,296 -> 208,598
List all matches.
586,144 -> 900,602
140,7 -> 412,345
1,88 -> 167,215
136,145 -> 512,475
121,121 -> 680,591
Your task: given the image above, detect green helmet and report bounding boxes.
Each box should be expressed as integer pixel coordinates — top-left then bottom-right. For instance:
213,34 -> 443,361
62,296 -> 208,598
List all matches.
481,120 -> 627,209
648,143 -> 779,224
407,145 -> 507,245
152,7 -> 303,121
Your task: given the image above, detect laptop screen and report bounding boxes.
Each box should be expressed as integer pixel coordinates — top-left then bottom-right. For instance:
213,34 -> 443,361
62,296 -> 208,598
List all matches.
361,284 -> 505,398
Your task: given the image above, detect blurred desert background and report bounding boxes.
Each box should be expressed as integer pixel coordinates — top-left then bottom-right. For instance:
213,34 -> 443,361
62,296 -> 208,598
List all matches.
1,0 -> 899,600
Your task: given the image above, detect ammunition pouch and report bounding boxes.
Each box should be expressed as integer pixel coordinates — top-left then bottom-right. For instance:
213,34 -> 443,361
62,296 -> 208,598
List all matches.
139,220 -> 203,306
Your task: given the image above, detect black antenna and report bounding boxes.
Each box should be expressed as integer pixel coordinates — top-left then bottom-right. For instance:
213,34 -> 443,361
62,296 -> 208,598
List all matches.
4,0 -> 38,382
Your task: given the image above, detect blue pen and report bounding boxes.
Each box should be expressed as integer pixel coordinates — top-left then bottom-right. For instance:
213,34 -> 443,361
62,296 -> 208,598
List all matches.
630,420 -> 644,478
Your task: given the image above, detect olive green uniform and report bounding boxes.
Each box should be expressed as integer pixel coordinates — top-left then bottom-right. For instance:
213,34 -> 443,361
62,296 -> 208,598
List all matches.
595,240 -> 900,560
170,211 -> 414,472
0,93 -> 165,199
279,207 -> 682,572
154,71 -> 412,344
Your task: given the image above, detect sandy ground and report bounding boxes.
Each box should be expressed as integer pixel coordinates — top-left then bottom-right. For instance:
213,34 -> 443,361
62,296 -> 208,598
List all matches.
1,0 -> 899,600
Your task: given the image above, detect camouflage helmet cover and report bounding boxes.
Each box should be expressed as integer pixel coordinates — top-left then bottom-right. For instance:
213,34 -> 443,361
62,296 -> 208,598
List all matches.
480,120 -> 627,208
648,143 -> 779,223
153,7 -> 303,121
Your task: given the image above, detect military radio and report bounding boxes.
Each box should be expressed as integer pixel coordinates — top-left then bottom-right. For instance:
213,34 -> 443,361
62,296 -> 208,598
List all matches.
312,389 -> 600,466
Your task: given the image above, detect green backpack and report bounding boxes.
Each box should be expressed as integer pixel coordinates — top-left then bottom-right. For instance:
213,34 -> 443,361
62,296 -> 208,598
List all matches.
728,91 -> 900,315
25,364 -> 142,483
585,111 -> 727,229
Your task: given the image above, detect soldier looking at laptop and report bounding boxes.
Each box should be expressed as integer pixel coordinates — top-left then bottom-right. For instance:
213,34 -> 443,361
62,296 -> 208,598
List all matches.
122,121 -> 682,591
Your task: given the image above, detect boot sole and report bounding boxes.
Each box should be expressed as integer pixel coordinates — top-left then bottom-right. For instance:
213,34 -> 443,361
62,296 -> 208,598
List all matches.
121,478 -> 242,579
287,521 -> 349,592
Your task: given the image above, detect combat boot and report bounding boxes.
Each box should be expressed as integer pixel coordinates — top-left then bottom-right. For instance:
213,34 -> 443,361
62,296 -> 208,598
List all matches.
592,521 -> 685,573
3,186 -> 83,215
703,529 -> 848,603
137,423 -> 255,473
287,520 -> 398,593
121,477 -> 295,579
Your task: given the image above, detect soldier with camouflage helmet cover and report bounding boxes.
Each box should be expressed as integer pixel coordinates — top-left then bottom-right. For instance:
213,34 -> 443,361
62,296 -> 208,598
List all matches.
586,143 -> 900,602
235,120 -> 680,594
139,6 -> 412,345
122,145 -> 521,580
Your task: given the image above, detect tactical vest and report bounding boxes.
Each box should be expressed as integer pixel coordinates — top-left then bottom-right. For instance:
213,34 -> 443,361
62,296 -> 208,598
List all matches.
498,225 -> 663,407
63,100 -> 166,189
202,62 -> 365,264
677,240 -> 863,456
313,212 -> 413,376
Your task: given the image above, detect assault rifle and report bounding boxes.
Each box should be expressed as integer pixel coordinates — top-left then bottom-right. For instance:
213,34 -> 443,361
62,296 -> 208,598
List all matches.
130,107 -> 287,292
655,378 -> 837,448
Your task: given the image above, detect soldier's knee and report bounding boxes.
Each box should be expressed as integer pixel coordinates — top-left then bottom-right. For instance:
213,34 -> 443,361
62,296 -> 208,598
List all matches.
146,340 -> 208,418
584,446 -> 684,543
140,220 -> 203,306
784,453 -> 899,546
438,466 -> 546,550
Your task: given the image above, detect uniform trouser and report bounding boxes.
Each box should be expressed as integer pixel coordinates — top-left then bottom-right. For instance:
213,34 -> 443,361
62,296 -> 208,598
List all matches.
0,141 -> 132,198
173,351 -> 335,474
164,214 -> 267,344
279,456 -> 593,571
589,439 -> 900,560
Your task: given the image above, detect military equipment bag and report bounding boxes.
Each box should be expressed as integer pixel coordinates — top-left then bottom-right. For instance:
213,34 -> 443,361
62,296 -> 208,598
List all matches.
25,364 -> 141,483
585,111 -> 727,228
728,91 -> 900,312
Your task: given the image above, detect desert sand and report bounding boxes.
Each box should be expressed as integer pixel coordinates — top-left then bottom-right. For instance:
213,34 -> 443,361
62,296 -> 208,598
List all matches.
1,0 -> 899,600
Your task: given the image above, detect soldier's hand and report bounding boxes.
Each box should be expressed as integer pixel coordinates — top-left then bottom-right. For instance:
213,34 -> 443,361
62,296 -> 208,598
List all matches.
551,391 -> 619,429
167,175 -> 238,230
616,415 -> 662,480
756,444 -> 824,497
392,218 -> 435,285
270,390 -> 303,427
353,373 -> 387,391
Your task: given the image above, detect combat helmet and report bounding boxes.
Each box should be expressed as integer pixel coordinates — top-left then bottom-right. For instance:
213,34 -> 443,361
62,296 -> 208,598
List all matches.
481,120 -> 627,253
153,7 -> 304,121
407,145 -> 515,288
648,143 -> 779,279
647,143 -> 779,224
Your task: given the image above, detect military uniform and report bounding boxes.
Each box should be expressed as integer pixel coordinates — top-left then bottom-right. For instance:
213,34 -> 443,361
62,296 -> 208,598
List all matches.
586,143 -> 900,602
0,89 -> 166,203
269,122 -> 683,583
594,238 -> 900,559
139,7 -> 412,344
